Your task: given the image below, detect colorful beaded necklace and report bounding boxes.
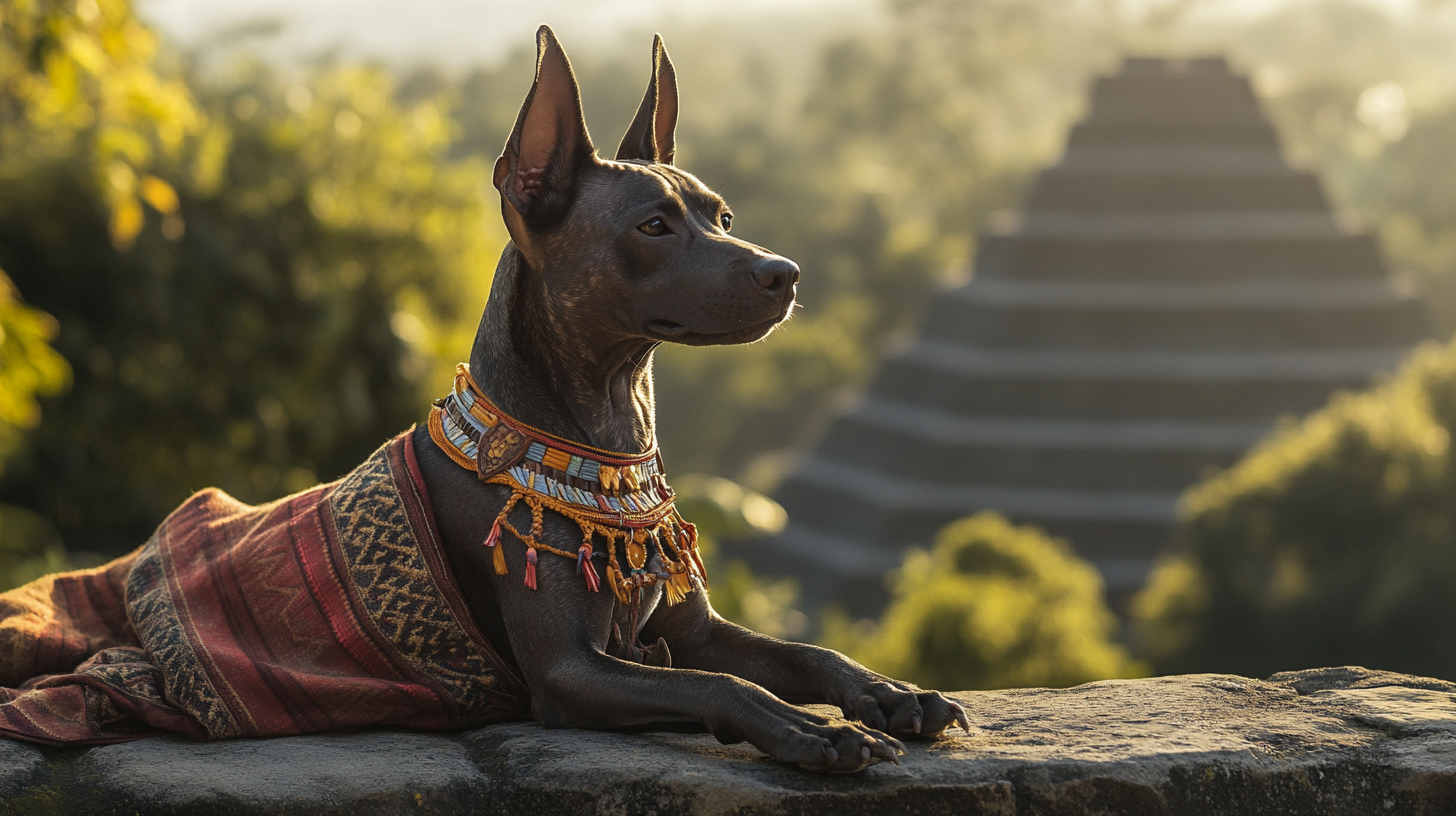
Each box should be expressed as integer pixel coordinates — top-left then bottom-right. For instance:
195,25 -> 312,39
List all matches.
427,364 -> 705,607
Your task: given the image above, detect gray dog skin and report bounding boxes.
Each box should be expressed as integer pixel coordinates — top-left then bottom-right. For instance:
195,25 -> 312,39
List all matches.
412,25 -> 968,773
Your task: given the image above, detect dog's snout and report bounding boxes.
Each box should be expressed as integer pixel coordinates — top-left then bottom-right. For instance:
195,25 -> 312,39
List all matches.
752,257 -> 800,298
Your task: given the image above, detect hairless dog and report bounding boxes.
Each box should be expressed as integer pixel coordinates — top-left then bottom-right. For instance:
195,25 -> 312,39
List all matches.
414,25 -> 969,773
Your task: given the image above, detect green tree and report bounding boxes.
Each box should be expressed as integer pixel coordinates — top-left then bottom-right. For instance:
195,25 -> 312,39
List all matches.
0,2 -> 502,554
0,269 -> 69,459
0,267 -> 74,591
1134,337 -> 1456,680
0,0 -> 202,248
0,63 -> 501,553
824,512 -> 1140,690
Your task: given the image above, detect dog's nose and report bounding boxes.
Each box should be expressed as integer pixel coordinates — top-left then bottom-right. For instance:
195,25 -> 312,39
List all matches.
753,257 -> 800,298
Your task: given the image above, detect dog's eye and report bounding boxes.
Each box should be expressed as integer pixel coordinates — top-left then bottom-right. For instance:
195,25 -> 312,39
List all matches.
638,217 -> 671,237
720,213 -> 733,232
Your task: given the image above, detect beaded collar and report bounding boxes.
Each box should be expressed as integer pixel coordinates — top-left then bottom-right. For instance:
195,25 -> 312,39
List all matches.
427,364 -> 705,607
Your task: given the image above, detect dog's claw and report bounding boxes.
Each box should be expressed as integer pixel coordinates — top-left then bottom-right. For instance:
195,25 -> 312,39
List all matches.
824,745 -> 838,766
911,714 -> 922,734
951,702 -> 971,732
860,746 -> 871,761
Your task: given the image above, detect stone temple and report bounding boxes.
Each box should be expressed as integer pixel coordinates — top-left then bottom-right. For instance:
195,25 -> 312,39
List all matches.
742,56 -> 1429,618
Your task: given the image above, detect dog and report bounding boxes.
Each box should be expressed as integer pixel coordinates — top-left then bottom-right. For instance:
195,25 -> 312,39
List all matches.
0,24 -> 966,772
412,26 -> 968,773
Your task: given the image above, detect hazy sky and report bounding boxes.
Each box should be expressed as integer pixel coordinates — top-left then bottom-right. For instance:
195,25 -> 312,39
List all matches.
137,0 -> 880,68
138,0 -> 1422,69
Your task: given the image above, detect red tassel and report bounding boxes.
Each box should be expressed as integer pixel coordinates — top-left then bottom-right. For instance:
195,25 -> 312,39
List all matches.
584,560 -> 600,593
578,544 -> 600,592
524,548 -> 538,589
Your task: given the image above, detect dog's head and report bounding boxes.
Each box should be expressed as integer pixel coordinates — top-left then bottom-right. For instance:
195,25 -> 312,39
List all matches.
492,26 -> 798,347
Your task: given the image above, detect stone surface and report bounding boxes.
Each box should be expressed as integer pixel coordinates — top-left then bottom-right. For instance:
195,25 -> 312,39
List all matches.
746,55 -> 1430,617
2,667 -> 1454,815
0,740 -> 43,801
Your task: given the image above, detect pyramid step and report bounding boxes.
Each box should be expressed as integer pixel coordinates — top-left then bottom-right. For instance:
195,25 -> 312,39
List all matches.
974,233 -> 1387,283
1067,122 -> 1279,150
1091,66 -> 1259,113
1055,146 -> 1288,175
1012,211 -> 1340,240
1084,102 -> 1267,127
897,341 -> 1408,382
947,279 -> 1406,310
1026,170 -> 1327,212
814,399 -> 1260,491
843,397 -> 1271,450
919,294 -> 1426,351
870,346 -> 1398,420
773,456 -> 1181,548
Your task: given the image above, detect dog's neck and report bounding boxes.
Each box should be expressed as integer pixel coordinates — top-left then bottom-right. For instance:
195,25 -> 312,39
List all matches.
468,245 -> 658,455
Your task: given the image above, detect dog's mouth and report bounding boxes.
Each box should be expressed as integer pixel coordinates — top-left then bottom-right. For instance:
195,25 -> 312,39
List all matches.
646,318 -> 689,338
645,309 -> 791,345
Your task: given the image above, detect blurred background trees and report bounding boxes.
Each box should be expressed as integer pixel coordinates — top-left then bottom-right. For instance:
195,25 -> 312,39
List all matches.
0,0 -> 503,559
5,0 -> 1456,686
1134,335 -> 1456,680
0,269 -> 72,589
825,513 -> 1139,690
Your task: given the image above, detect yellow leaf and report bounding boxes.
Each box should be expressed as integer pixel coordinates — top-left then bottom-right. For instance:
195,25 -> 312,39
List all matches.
107,160 -> 135,197
109,198 -> 144,251
140,175 -> 179,214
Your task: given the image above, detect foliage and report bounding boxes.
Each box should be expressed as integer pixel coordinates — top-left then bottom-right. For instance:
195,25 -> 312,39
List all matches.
824,512 -> 1140,690
0,0 -> 202,249
1212,0 -> 1456,335
0,269 -> 79,591
671,473 -> 809,639
0,269 -> 70,461
0,266 -> 79,591
1134,337 -> 1456,679
0,503 -> 99,592
0,1 -> 502,554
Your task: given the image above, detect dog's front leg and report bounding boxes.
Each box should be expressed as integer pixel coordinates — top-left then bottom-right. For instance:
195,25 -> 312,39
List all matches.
494,552 -> 904,772
640,593 -> 970,740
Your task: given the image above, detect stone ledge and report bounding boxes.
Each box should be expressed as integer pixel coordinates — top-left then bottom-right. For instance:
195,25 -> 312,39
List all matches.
2,667 -> 1454,816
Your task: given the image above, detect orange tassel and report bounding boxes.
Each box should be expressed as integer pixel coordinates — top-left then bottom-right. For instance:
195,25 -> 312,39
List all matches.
525,548 -> 538,589
485,518 -> 508,575
664,570 -> 689,605
606,561 -> 630,604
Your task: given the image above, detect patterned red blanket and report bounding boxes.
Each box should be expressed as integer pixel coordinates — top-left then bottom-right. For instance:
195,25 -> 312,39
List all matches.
0,432 -> 528,745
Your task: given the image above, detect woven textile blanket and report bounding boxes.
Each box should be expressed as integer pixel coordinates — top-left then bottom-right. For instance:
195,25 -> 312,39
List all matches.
0,432 -> 528,746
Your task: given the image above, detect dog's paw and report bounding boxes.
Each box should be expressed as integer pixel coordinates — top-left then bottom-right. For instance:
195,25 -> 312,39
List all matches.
772,715 -> 906,774
839,681 -> 970,740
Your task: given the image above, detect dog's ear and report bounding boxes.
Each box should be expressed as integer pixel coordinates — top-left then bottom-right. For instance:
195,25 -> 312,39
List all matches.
495,26 -> 595,234
615,34 -> 678,165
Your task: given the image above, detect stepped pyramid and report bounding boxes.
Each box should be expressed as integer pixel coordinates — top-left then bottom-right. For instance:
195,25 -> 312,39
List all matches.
742,56 -> 1429,617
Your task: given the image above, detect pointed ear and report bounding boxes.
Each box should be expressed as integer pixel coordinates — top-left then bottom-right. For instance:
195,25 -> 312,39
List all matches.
494,26 -> 595,232
615,34 -> 678,165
